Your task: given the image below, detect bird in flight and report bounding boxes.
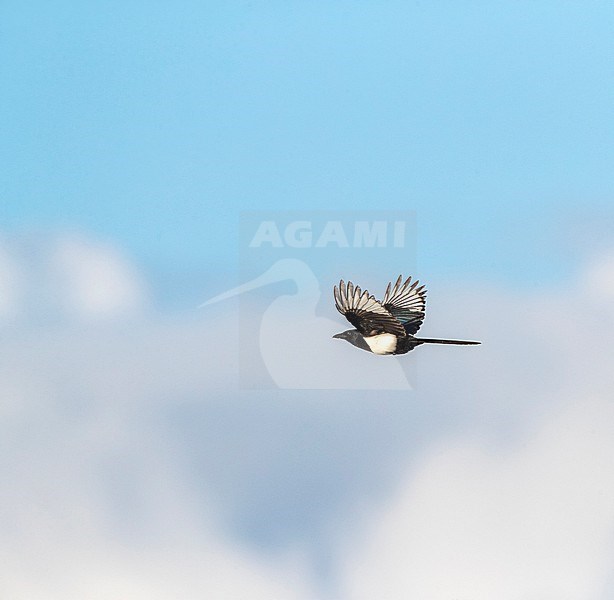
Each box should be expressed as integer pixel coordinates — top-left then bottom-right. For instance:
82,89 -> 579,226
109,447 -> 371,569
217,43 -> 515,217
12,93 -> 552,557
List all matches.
333,275 -> 480,355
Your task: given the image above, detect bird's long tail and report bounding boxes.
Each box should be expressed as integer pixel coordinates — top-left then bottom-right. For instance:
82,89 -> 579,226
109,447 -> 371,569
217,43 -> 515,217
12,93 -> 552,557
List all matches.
415,338 -> 481,345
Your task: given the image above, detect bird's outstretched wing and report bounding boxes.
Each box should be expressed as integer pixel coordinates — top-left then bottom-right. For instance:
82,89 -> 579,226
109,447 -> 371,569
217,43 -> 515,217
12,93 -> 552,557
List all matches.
334,280 -> 406,337
382,275 -> 427,335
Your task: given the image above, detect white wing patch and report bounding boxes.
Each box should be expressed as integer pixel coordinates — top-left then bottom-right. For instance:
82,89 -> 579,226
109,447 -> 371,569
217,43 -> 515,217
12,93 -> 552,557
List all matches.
364,333 -> 398,355
382,275 -> 427,313
334,280 -> 394,317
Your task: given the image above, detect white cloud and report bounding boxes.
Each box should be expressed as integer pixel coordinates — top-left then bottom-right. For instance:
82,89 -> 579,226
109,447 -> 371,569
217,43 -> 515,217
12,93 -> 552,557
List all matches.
340,396 -> 614,600
0,232 -> 315,599
584,252 -> 614,302
2,232 -> 614,599
50,234 -> 148,318
0,420 -> 312,600
0,497 -> 313,600
0,241 -> 21,319
0,232 -> 148,325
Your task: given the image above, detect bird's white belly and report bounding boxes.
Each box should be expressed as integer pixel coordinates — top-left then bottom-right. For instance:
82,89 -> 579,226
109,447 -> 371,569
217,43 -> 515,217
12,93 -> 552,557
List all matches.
364,333 -> 398,355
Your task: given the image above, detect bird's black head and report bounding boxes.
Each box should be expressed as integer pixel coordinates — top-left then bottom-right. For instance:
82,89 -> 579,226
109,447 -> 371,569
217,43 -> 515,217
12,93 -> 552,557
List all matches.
333,329 -> 372,352
333,329 -> 354,341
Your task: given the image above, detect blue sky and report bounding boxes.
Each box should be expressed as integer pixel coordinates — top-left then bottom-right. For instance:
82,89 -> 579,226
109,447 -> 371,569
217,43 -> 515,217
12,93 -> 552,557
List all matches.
3,1 -> 613,301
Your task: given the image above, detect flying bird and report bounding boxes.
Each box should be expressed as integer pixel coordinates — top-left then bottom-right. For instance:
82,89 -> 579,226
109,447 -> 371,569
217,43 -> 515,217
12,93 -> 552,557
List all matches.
333,275 -> 480,355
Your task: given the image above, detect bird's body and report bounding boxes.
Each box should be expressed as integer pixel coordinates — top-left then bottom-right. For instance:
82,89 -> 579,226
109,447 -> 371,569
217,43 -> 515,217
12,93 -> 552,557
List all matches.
333,275 -> 480,355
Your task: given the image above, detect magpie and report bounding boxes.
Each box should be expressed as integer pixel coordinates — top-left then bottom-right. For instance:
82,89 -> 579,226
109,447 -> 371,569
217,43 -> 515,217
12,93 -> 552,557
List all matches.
333,275 -> 480,355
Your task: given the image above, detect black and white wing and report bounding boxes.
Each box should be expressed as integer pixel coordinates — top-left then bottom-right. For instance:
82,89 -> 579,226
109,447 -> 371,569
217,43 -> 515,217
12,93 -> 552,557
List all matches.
334,280 -> 406,337
382,275 -> 427,335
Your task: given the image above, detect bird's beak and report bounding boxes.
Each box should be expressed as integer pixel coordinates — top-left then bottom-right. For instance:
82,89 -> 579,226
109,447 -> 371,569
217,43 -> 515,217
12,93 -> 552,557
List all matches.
332,332 -> 344,339
200,269 -> 281,308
